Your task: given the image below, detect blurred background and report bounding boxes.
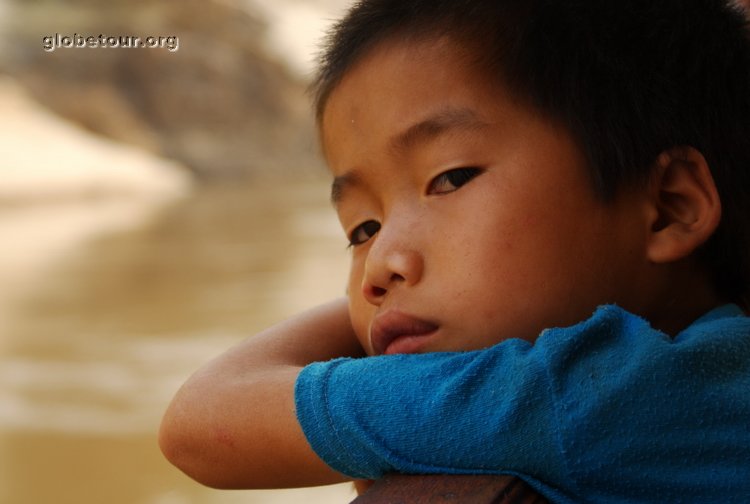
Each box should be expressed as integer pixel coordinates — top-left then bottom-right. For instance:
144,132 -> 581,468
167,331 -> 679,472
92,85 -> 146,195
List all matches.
0,0 -> 357,502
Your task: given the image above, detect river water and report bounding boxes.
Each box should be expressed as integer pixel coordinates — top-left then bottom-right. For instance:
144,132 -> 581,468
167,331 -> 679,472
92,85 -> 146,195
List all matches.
0,180 -> 355,503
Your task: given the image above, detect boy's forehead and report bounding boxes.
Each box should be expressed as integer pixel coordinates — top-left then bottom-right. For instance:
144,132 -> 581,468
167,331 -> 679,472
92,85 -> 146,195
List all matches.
323,36 -> 476,117
320,36 -> 504,160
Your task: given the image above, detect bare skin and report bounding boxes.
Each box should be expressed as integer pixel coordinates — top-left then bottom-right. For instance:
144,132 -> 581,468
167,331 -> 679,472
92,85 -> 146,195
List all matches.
159,298 -> 360,488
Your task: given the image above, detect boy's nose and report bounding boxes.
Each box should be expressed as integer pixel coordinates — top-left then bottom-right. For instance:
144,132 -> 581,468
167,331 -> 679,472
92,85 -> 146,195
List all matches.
361,245 -> 423,305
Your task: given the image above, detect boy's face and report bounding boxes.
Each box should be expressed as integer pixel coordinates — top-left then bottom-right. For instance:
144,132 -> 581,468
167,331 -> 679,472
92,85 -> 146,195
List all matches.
323,36 -> 649,355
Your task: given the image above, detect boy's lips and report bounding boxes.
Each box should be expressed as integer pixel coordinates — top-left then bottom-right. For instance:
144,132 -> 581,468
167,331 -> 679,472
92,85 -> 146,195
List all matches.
369,310 -> 439,355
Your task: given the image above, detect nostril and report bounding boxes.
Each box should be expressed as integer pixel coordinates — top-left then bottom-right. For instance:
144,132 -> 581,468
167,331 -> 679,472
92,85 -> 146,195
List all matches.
362,282 -> 388,303
363,269 -> 408,302
371,286 -> 387,297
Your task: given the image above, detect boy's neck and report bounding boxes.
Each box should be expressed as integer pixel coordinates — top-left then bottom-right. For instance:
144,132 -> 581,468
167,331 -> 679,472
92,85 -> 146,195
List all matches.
645,262 -> 726,336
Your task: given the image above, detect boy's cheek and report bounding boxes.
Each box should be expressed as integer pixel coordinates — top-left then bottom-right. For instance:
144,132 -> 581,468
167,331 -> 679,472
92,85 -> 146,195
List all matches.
347,292 -> 375,354
349,304 -> 374,354
347,258 -> 370,346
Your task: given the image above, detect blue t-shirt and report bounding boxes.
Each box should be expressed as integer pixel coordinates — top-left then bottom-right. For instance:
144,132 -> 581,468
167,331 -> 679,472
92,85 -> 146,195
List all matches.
295,304 -> 750,503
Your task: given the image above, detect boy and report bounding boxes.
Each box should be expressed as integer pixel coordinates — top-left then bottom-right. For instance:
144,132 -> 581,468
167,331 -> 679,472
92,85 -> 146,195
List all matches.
159,0 -> 750,501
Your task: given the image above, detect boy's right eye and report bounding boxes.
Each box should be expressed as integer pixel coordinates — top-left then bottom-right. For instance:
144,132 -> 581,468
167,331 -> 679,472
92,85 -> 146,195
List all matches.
348,220 -> 381,247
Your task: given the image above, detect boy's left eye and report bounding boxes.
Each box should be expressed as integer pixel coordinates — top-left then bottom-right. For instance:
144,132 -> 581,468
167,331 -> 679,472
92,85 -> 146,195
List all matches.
427,167 -> 483,195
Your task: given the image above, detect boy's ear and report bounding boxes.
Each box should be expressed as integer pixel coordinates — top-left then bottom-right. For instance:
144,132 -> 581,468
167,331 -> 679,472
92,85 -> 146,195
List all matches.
645,146 -> 721,264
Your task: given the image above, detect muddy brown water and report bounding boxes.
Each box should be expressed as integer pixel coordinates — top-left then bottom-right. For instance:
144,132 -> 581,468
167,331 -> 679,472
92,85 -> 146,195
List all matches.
0,180 -> 355,503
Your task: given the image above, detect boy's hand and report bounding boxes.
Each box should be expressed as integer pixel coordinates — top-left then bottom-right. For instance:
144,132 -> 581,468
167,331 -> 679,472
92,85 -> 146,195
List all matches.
354,479 -> 376,495
159,298 -> 365,489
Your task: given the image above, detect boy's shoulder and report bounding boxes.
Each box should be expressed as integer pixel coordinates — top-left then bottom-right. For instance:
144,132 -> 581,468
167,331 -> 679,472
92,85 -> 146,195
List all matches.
538,303 -> 748,349
534,303 -> 750,397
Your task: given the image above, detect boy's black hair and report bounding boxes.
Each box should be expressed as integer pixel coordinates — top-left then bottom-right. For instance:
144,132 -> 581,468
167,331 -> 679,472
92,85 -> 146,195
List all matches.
312,0 -> 750,307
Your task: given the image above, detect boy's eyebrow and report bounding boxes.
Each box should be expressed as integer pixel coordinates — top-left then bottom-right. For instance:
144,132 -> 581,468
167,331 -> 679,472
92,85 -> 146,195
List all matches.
331,171 -> 360,206
390,107 -> 488,153
330,107 -> 488,207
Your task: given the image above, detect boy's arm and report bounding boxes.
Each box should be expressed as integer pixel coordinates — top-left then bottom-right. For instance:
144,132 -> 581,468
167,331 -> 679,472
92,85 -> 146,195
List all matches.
158,297 -> 365,489
294,337 -> 561,481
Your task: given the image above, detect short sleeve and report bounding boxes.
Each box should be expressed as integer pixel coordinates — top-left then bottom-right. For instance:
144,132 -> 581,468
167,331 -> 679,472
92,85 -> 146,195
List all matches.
295,304 -> 750,503
294,338 -> 568,485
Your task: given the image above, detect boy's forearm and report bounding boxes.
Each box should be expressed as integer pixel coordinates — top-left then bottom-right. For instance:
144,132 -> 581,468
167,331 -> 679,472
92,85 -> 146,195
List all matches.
159,298 -> 364,489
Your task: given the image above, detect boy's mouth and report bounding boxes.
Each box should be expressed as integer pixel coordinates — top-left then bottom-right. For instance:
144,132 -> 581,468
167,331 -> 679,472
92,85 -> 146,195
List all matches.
369,310 -> 439,355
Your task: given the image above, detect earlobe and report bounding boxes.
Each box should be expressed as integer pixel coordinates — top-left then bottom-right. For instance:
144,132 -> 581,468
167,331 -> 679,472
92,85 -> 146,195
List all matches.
645,146 -> 722,264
